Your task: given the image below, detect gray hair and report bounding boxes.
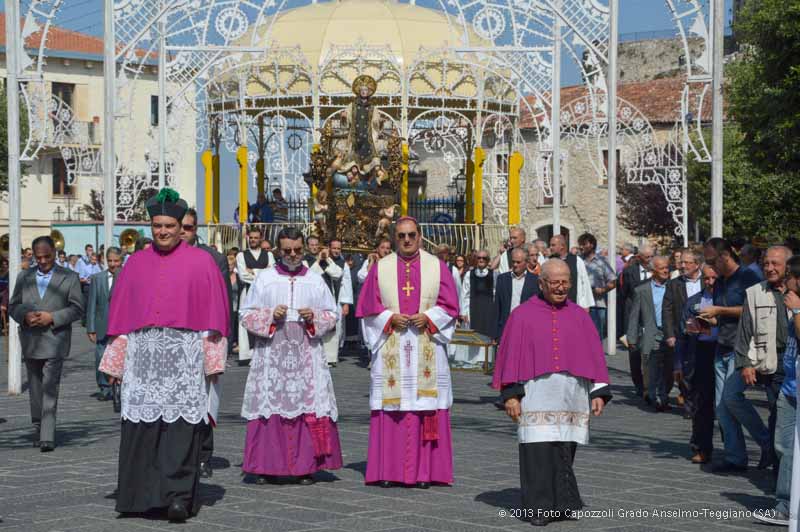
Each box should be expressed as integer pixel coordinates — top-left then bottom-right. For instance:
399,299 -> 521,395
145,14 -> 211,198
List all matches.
510,227 -> 527,240
650,255 -> 670,269
510,246 -> 529,261
767,245 -> 793,261
106,246 -> 123,258
622,242 -> 636,253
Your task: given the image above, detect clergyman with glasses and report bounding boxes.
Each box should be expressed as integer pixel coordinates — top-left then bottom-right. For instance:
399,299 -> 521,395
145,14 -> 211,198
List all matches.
493,258 -> 611,526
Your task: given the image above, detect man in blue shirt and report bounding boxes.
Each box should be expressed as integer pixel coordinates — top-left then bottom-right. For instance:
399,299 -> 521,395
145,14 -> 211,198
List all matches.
701,237 -> 766,472
253,192 -> 274,223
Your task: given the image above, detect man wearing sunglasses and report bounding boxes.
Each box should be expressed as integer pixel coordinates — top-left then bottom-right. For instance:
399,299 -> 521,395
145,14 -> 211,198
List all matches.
356,216 -> 460,489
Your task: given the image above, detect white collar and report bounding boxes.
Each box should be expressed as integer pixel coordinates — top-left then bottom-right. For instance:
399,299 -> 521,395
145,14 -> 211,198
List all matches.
474,268 -> 489,278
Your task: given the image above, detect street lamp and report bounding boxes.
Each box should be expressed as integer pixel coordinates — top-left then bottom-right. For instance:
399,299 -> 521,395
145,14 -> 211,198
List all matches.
454,170 -> 467,198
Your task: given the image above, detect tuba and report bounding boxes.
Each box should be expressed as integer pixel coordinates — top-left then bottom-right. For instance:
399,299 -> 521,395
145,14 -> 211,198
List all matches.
50,229 -> 65,251
119,228 -> 140,253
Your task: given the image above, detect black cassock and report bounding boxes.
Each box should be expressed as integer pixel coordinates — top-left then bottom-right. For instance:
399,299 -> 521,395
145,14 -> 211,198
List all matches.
468,270 -> 497,338
116,418 -> 206,515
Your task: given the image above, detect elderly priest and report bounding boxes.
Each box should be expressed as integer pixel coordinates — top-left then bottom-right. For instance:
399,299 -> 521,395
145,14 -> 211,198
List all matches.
493,259 -> 611,526
356,216 -> 460,488
99,189 -> 229,522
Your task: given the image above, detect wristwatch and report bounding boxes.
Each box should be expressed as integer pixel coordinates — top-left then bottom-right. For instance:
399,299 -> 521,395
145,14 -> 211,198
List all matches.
792,308 -> 800,316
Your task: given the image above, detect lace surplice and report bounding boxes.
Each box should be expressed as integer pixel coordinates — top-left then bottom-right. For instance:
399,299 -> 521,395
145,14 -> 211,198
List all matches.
239,268 -> 339,422
99,328 -> 227,424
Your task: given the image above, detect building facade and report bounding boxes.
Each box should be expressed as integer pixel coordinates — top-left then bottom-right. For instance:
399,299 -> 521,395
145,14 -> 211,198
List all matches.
0,15 -> 197,250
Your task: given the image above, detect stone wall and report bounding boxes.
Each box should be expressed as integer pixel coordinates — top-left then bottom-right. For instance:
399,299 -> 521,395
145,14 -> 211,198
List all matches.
617,37 -> 705,82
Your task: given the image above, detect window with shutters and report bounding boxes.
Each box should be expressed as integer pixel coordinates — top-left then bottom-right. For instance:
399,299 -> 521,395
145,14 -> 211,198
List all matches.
52,158 -> 76,198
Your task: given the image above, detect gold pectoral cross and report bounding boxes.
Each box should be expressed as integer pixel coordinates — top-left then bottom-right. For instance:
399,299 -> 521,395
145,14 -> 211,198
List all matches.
402,280 -> 415,297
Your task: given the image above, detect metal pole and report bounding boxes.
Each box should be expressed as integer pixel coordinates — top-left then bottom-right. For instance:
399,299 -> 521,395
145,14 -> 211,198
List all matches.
5,0 -> 22,394
551,0 -> 562,236
605,0 -> 619,356
158,4 -> 167,189
710,0 -> 724,237
104,0 -> 116,256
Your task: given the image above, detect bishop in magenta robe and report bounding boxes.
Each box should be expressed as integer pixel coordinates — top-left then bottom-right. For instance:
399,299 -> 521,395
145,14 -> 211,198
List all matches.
356,217 -> 459,488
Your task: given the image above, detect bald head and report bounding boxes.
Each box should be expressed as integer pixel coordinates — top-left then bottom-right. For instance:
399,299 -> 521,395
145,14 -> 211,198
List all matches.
540,259 -> 571,305
541,258 -> 570,280
549,234 -> 568,258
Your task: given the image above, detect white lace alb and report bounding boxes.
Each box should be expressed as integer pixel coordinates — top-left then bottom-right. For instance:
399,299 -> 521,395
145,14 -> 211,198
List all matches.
122,327 -> 208,424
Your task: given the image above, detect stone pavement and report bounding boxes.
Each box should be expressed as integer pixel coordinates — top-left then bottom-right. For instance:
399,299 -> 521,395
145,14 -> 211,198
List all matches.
0,328 -> 779,531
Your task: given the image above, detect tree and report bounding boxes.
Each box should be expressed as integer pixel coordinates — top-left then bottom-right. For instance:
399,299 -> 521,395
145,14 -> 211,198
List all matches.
728,0 -> 800,174
687,127 -> 800,241
83,187 -> 157,221
0,85 -> 30,195
616,159 -> 680,242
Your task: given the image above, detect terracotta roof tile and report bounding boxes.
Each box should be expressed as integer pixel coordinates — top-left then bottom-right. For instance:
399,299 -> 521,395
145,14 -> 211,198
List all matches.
519,76 -> 718,129
0,13 -> 105,57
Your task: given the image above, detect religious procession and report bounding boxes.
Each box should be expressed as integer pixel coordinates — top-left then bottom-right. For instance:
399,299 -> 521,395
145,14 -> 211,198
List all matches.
2,0 -> 800,531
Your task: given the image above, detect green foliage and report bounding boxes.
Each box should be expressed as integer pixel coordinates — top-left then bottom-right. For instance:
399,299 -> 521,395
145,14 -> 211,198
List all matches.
728,0 -> 800,174
687,127 -> 800,241
0,86 -> 30,195
616,165 -> 679,242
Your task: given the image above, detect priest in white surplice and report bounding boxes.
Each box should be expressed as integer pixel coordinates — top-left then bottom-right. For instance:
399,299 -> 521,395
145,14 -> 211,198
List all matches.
239,227 -> 342,485
236,227 -> 275,363
356,217 -> 460,488
305,239 -> 353,367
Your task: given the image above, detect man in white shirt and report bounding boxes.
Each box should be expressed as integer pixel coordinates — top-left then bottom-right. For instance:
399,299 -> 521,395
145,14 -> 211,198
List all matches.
236,228 -> 275,363
357,238 -> 392,285
490,227 -> 527,274
548,235 -> 593,310
308,239 -> 352,367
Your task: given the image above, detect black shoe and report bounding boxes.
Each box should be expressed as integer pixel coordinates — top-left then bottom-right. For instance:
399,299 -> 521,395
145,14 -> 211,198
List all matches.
167,501 -> 188,522
378,480 -> 393,488
712,461 -> 747,473
757,448 -> 776,470
530,516 -> 549,526
416,482 -> 430,489
255,475 -> 271,485
298,475 -> 315,486
199,462 -> 213,478
643,395 -> 652,405
494,400 -> 506,410
39,442 -> 54,453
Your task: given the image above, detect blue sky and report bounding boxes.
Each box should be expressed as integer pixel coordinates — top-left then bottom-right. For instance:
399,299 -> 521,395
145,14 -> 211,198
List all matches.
7,0 -> 734,221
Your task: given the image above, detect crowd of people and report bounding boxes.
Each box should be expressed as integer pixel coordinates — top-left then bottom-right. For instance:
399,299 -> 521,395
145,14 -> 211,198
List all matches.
5,189 -> 800,527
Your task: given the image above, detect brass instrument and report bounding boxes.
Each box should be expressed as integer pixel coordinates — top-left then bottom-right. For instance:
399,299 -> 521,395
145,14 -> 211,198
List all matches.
119,228 -> 140,252
50,229 -> 65,251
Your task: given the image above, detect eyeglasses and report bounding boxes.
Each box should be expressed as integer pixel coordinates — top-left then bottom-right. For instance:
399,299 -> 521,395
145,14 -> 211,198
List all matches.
182,224 -> 196,231
543,280 -> 571,288
397,232 -> 417,240
476,256 -> 489,260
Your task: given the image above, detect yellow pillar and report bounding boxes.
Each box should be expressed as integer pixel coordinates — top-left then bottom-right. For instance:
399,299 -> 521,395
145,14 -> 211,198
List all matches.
473,147 -> 485,224
237,146 -> 249,224
201,150 -> 213,223
256,158 -> 265,196
212,154 -> 220,223
401,142 -> 409,216
507,151 -> 523,226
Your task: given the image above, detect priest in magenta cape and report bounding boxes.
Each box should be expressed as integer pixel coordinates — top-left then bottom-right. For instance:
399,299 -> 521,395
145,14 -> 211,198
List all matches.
99,188 -> 229,522
492,259 -> 610,526
239,227 -> 343,485
356,216 -> 460,488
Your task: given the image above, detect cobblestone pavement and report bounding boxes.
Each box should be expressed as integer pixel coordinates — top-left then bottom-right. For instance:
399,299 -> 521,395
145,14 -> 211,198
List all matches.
0,328 -> 779,531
